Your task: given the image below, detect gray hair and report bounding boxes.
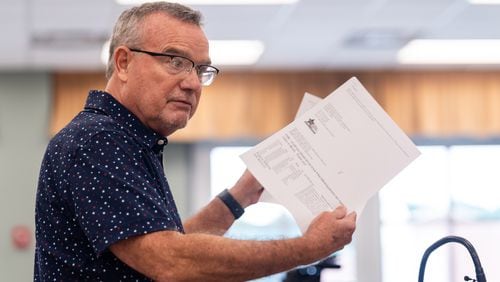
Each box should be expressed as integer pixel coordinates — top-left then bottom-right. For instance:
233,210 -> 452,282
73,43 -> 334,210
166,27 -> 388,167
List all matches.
105,1 -> 203,79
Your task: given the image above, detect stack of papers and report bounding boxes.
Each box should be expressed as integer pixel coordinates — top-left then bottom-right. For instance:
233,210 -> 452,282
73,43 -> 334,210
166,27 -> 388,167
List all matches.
241,77 -> 421,233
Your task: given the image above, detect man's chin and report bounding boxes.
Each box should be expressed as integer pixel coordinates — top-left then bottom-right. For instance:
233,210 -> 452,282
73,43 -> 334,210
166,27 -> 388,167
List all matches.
159,118 -> 189,136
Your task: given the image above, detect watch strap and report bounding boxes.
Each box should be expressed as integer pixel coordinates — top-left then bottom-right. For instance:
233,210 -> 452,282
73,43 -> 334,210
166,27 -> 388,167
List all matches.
217,189 -> 244,219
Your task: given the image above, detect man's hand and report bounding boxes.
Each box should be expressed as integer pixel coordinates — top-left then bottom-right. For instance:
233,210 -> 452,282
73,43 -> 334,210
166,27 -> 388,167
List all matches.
229,169 -> 264,208
303,206 -> 357,258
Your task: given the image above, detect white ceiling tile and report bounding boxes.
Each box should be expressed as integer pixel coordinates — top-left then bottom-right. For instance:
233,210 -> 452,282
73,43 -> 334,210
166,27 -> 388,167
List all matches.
432,5 -> 500,38
0,1 -> 29,68
31,0 -> 115,31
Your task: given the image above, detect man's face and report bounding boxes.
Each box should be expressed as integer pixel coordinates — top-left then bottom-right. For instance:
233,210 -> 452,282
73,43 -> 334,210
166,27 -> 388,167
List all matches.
123,13 -> 210,136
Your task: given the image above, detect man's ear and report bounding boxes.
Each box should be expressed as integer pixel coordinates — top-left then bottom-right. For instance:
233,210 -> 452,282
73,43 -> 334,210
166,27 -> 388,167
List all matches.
114,46 -> 131,82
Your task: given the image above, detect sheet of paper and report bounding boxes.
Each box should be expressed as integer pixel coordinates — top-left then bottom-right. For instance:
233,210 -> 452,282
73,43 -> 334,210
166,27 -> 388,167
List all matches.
259,92 -> 323,204
241,77 -> 421,233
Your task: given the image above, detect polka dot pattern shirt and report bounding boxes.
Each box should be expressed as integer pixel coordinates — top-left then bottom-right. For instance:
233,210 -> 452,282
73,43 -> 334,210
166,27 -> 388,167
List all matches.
34,90 -> 184,281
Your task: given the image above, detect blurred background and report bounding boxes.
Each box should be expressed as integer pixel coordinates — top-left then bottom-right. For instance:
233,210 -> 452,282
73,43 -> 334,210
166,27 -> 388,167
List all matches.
1,0 -> 500,281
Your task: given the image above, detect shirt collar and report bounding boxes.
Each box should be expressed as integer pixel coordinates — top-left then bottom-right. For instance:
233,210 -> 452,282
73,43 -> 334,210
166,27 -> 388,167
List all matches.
85,90 -> 168,153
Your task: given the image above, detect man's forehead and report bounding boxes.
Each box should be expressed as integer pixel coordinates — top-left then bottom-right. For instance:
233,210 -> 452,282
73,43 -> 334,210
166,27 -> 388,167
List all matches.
139,14 -> 210,63
143,14 -> 207,45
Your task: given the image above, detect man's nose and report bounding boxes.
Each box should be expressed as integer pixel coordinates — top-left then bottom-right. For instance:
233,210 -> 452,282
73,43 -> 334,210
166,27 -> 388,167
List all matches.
180,68 -> 202,91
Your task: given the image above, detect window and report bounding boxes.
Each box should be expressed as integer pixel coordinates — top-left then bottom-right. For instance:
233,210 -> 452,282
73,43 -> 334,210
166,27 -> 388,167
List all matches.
380,144 -> 500,282
209,143 -> 500,281
210,146 -> 301,240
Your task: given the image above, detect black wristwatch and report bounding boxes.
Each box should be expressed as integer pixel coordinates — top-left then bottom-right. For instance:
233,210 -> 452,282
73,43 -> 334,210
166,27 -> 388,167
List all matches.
217,189 -> 244,219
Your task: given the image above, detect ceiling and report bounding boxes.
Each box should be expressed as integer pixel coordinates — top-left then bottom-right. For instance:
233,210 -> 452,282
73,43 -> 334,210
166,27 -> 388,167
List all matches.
2,0 -> 500,72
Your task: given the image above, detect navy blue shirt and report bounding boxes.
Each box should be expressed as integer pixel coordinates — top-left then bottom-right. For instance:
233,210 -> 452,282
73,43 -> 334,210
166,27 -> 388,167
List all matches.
34,90 -> 184,281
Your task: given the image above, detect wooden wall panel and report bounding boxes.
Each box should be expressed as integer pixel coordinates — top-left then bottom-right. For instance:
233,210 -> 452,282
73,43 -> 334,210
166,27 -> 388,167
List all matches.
51,71 -> 500,141
373,73 -> 417,134
50,73 -> 107,136
485,75 -> 500,133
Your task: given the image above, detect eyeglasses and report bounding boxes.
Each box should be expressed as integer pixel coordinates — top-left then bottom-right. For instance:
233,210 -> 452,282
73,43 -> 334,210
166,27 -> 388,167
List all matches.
129,48 -> 219,86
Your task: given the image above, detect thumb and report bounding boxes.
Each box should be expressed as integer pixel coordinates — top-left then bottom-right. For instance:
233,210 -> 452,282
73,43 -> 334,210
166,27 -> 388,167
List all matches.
333,205 -> 347,219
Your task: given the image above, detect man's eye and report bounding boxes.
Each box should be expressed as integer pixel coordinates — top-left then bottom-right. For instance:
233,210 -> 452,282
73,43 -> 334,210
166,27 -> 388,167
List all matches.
169,57 -> 186,69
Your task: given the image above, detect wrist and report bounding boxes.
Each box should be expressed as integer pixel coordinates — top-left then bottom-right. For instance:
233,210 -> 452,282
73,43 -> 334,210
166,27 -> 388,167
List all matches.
227,187 -> 252,208
217,189 -> 245,219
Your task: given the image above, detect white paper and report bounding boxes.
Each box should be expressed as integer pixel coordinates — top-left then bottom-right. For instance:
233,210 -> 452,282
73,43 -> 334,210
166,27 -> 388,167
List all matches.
241,77 -> 421,233
259,92 -> 323,204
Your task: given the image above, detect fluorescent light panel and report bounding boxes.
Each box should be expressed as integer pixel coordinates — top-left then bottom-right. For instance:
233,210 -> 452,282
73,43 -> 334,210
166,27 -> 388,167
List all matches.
398,39 -> 500,64
100,40 -> 264,66
117,0 -> 298,5
210,40 -> 264,66
468,0 -> 500,4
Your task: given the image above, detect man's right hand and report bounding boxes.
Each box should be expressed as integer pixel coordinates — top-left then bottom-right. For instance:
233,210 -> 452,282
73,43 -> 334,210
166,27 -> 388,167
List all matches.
303,206 -> 357,259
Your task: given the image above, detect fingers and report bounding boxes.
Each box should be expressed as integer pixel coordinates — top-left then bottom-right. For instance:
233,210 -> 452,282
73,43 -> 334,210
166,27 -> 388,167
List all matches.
346,211 -> 357,222
303,206 -> 357,256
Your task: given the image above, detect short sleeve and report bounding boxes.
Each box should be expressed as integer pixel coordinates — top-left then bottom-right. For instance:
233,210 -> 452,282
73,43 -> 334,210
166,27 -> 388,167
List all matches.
68,131 -> 179,255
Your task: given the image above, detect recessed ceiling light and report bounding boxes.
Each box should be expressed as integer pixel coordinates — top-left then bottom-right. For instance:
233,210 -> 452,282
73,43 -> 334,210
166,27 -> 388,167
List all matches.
209,40 -> 264,66
116,0 -> 299,5
343,29 -> 412,49
398,39 -> 500,64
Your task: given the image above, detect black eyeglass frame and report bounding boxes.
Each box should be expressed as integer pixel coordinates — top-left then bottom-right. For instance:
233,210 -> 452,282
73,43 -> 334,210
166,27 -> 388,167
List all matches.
129,47 -> 219,85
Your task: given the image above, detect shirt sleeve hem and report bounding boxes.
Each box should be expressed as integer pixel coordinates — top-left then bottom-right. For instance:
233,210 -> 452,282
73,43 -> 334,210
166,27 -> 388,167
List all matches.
94,219 -> 181,256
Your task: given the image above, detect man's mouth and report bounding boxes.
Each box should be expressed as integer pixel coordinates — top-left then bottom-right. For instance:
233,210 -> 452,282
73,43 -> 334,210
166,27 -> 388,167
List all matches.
170,99 -> 192,110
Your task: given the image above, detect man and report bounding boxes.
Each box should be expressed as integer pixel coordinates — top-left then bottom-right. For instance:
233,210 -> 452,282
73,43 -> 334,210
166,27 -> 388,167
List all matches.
34,2 -> 356,281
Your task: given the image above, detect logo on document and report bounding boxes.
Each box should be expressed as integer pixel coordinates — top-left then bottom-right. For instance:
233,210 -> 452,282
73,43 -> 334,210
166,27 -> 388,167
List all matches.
304,118 -> 318,134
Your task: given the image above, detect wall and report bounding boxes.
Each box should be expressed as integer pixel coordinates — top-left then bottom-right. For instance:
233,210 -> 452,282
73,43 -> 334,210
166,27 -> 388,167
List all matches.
51,71 -> 500,141
0,72 -> 51,281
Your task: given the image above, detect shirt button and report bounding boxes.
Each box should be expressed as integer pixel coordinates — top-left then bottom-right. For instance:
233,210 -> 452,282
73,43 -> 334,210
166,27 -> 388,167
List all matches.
157,139 -> 165,145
